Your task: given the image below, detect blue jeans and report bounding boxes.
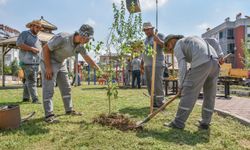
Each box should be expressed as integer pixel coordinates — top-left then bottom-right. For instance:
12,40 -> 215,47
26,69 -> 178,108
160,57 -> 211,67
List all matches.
132,70 -> 141,88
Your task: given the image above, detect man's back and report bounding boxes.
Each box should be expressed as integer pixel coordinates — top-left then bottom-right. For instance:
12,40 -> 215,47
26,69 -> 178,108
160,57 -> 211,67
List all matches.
174,36 -> 218,69
132,57 -> 141,71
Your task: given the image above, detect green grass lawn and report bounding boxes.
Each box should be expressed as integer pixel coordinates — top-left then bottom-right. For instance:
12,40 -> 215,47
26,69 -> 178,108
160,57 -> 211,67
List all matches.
0,83 -> 250,150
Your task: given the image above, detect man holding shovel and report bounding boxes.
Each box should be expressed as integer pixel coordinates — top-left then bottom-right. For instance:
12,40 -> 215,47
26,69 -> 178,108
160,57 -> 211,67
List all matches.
142,22 -> 165,108
41,24 -> 100,123
164,35 -> 224,129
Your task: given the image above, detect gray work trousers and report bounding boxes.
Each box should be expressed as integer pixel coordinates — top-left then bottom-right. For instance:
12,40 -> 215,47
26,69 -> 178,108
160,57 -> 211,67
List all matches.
125,71 -> 131,86
173,59 -> 220,128
22,64 -> 39,102
41,61 -> 72,117
144,66 -> 165,106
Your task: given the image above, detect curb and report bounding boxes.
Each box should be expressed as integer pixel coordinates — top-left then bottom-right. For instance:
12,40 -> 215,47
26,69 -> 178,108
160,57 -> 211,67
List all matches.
196,103 -> 250,126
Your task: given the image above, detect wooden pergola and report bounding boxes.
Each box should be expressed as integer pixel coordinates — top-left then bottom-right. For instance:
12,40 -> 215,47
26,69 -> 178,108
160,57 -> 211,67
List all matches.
0,36 -> 18,87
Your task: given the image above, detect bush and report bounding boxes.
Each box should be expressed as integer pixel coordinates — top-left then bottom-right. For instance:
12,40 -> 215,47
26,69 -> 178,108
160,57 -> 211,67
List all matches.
4,65 -> 12,75
11,59 -> 20,76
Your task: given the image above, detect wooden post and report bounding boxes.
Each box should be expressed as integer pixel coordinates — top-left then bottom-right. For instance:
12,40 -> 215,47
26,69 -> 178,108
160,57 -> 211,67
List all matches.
150,0 -> 159,114
171,52 -> 175,77
94,68 -> 96,85
2,46 -> 5,87
150,38 -> 157,114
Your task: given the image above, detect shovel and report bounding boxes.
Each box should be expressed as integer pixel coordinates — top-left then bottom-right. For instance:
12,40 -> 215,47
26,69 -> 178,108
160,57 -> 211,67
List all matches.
136,91 -> 180,128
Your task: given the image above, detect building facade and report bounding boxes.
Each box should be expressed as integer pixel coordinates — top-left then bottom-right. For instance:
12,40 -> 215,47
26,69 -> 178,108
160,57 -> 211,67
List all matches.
202,13 -> 250,68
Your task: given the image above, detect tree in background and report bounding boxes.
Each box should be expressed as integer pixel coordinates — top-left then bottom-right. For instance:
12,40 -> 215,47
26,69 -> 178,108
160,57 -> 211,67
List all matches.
11,58 -> 20,76
240,40 -> 250,69
103,0 -> 144,114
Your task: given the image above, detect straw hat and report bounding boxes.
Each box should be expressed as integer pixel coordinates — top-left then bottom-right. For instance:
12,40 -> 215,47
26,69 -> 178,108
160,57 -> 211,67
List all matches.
26,20 -> 43,29
143,22 -> 154,30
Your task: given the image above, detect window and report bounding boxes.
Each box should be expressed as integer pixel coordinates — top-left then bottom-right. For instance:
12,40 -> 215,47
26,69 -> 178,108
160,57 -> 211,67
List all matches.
228,43 -> 235,54
219,31 -> 223,39
227,29 -> 234,39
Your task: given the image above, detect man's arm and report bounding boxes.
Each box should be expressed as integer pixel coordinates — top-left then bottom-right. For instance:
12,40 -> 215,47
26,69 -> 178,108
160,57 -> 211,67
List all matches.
204,38 -> 224,65
81,54 -> 101,70
18,44 -> 40,54
154,33 -> 164,47
16,31 -> 39,54
174,41 -> 187,89
43,44 -> 53,80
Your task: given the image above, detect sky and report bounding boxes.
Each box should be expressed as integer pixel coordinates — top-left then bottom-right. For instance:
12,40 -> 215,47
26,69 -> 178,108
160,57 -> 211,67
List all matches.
1,0 -> 250,58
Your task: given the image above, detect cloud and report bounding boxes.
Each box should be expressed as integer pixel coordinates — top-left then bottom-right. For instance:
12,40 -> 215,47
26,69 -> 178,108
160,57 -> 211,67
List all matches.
111,0 -> 169,11
196,22 -> 211,31
0,0 -> 7,6
85,18 -> 96,27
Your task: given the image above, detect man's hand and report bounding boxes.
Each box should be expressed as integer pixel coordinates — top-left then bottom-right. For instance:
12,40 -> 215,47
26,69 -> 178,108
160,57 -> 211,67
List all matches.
153,34 -> 164,47
45,66 -> 53,80
178,88 -> 182,97
31,47 -> 40,54
219,57 -> 225,65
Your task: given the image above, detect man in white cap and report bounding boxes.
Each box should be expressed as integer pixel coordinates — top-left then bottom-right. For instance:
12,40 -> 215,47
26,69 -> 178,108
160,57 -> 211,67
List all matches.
16,20 -> 43,104
41,24 -> 100,123
142,22 -> 165,108
164,35 -> 224,130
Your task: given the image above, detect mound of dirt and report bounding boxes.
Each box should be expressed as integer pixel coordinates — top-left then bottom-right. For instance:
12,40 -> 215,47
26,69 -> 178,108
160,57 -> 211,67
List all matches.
93,113 -> 142,131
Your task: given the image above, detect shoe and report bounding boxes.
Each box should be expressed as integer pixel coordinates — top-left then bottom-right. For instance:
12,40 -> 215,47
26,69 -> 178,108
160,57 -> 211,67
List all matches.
198,121 -> 210,130
153,101 -> 164,109
163,122 -> 184,130
45,114 -> 59,123
22,98 -> 30,102
66,110 -> 82,116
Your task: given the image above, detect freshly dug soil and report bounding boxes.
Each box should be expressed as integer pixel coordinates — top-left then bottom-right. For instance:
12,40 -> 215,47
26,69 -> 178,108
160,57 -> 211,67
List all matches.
93,113 -> 142,131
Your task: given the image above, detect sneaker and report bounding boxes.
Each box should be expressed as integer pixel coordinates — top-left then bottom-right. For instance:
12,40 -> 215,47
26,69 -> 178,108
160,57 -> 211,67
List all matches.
22,98 -> 30,102
163,122 -> 184,130
153,101 -> 164,109
198,121 -> 210,130
66,110 -> 82,116
45,114 -> 59,123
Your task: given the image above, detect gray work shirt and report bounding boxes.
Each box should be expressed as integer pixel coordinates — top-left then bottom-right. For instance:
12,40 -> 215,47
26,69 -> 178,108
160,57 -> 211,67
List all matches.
174,36 -> 219,88
142,33 -> 165,67
16,30 -> 42,65
42,32 -> 87,63
204,37 -> 224,58
131,57 -> 141,71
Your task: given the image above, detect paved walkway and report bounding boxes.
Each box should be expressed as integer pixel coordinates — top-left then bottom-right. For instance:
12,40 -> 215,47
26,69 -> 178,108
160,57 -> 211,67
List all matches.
197,96 -> 250,126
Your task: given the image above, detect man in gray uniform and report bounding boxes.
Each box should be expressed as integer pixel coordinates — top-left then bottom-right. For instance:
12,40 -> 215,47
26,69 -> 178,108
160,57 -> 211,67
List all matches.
16,20 -> 43,104
164,35 -> 224,129
142,22 -> 165,108
41,24 -> 100,123
131,55 -> 141,88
